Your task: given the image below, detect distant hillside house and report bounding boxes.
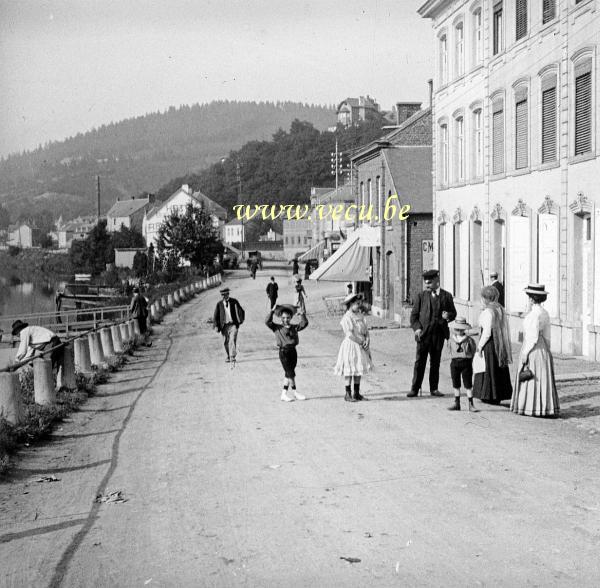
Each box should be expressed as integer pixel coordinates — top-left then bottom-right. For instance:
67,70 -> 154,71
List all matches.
283,219 -> 312,260
57,216 -> 97,249
8,224 -> 33,248
258,229 -> 282,242
106,196 -> 152,233
336,96 -> 380,127
142,184 -> 226,247
223,218 -> 245,245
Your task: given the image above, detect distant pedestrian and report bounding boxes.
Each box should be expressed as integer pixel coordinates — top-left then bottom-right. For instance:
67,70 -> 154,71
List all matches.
409,269 -> 456,397
346,283 -> 353,296
266,276 -> 279,309
266,304 -> 308,402
447,317 -> 477,412
304,263 -> 311,280
12,320 -> 64,373
510,284 -> 559,417
472,285 -> 513,404
130,286 -> 151,346
213,287 -> 245,365
490,272 -> 505,307
294,277 -> 308,314
292,258 -> 299,277
334,293 -> 373,402
250,259 -> 259,280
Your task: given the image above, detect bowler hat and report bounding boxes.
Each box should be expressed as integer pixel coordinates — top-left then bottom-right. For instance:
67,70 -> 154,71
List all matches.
274,304 -> 297,317
423,269 -> 439,280
450,317 -> 471,331
11,320 -> 29,336
219,287 -> 230,294
524,283 -> 548,296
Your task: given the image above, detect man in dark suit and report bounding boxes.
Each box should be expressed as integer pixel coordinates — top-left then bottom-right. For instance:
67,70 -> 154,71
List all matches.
409,269 -> 457,397
213,287 -> 245,364
490,272 -> 505,307
266,276 -> 279,309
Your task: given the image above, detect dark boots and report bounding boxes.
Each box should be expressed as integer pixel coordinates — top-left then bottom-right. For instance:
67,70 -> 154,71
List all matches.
448,397 -> 461,411
344,385 -> 356,402
353,383 -> 365,401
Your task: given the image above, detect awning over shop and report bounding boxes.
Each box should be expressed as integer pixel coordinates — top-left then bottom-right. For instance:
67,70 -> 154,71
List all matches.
297,240 -> 326,262
309,225 -> 380,282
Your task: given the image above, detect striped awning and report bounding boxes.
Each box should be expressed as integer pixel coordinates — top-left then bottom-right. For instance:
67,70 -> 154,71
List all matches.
297,240 -> 326,262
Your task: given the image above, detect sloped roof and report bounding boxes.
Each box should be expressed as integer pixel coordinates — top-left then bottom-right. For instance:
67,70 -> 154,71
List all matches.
145,185 -> 227,220
317,183 -> 354,205
382,146 -> 432,215
225,218 -> 243,226
106,198 -> 149,218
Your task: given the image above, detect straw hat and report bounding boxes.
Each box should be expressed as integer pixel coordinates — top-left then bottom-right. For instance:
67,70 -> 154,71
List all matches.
343,293 -> 362,307
450,317 -> 471,331
274,304 -> 297,317
219,287 -> 230,294
523,283 -> 548,295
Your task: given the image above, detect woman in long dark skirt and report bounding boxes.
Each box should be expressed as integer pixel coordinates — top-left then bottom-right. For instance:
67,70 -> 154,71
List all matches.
473,285 -> 513,404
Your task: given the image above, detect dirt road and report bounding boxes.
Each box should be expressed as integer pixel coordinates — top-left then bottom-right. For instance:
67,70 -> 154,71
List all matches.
1,269 -> 600,587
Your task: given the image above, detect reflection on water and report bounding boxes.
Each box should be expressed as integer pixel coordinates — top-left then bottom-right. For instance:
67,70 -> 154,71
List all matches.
0,275 -> 67,318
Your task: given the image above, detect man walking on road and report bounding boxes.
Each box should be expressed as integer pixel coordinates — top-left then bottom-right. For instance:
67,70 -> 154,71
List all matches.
130,286 -> 151,346
408,269 -> 456,397
266,276 -> 279,309
213,287 -> 245,365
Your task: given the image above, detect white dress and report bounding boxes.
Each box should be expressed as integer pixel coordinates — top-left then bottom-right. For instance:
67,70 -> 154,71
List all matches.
510,305 -> 559,417
334,311 -> 373,376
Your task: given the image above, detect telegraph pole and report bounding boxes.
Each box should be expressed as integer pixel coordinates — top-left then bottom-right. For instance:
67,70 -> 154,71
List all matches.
330,138 -> 343,192
236,162 -> 244,260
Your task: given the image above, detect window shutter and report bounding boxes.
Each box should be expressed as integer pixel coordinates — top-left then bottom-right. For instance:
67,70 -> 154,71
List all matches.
575,71 -> 592,156
541,86 -> 557,163
492,103 -> 504,174
543,0 -> 555,24
516,0 -> 527,41
515,98 -> 528,169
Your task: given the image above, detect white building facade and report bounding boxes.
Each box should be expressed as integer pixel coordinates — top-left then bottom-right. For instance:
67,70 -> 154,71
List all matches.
419,0 -> 600,359
223,219 -> 245,244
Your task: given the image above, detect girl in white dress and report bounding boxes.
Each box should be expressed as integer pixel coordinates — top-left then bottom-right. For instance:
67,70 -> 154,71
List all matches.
510,284 -> 559,417
334,294 -> 373,402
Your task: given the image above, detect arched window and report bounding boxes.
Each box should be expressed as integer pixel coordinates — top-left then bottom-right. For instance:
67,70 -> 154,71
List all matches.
440,34 -> 448,85
491,94 -> 505,174
540,69 -> 558,163
514,83 -> 529,169
439,122 -> 449,185
455,22 -> 464,77
472,8 -> 483,65
455,115 -> 465,181
471,106 -> 483,178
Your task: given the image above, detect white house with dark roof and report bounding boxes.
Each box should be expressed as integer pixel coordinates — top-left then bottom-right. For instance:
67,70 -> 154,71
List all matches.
142,184 -> 227,247
222,218 -> 245,244
106,196 -> 152,233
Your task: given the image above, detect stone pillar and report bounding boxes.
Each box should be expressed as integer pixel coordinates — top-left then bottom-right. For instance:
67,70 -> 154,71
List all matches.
127,320 -> 137,342
132,318 -> 141,337
57,343 -> 77,389
161,295 -> 169,311
99,327 -> 115,359
111,324 -> 124,354
74,337 -> 92,373
33,358 -> 55,405
150,303 -> 160,323
166,293 -> 175,309
173,290 -> 181,305
0,372 -> 24,425
119,322 -> 130,346
88,331 -> 105,366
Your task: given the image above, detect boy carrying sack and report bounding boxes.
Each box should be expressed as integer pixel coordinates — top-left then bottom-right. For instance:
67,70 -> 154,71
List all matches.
447,317 -> 477,412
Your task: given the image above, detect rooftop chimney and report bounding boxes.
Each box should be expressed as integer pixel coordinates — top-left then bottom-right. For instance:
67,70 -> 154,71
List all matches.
395,102 -> 422,125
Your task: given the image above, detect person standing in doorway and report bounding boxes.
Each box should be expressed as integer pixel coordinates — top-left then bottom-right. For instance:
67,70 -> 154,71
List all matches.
490,272 -> 505,307
266,276 -> 279,310
409,269 -> 457,397
213,287 -> 245,365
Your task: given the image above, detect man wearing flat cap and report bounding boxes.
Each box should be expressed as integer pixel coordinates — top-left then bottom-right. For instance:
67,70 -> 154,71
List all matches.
490,271 -> 505,307
213,287 -> 245,364
409,269 -> 457,397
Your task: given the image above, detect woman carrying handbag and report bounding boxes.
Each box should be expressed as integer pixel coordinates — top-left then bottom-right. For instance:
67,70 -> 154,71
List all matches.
510,284 -> 560,417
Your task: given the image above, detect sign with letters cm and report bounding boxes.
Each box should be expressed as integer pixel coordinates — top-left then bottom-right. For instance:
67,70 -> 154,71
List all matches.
422,239 -> 434,271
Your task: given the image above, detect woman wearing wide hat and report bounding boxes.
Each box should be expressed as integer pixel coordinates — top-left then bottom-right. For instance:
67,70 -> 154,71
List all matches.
334,293 -> 373,402
472,285 -> 513,404
510,284 -> 559,417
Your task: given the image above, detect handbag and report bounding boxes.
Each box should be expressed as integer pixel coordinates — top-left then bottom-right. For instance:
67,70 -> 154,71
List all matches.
518,364 -> 534,382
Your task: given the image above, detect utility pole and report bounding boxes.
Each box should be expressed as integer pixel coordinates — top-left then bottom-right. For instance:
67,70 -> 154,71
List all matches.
96,175 -> 101,222
236,162 -> 244,260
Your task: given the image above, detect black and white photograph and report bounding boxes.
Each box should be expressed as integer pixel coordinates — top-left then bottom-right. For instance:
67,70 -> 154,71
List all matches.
1,0 -> 600,585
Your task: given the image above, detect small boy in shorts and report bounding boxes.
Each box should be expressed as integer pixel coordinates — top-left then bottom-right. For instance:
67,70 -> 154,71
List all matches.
448,317 -> 477,411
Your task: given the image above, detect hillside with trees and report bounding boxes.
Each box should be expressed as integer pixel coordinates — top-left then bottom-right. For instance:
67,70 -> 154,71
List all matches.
0,101 -> 335,222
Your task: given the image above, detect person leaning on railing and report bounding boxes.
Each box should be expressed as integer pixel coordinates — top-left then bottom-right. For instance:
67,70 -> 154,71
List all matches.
11,319 -> 64,372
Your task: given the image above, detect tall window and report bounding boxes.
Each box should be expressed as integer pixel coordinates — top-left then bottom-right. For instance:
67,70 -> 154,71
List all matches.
453,222 -> 462,298
455,116 -> 465,181
541,75 -> 557,163
574,60 -> 592,156
492,97 -> 505,174
440,35 -> 448,85
516,0 -> 528,41
543,0 -> 555,24
367,179 -> 372,213
515,88 -> 528,169
440,123 -> 449,185
360,182 -> 365,209
473,109 -> 483,177
493,2 -> 503,55
473,9 -> 483,65
376,176 -> 382,221
455,22 -> 464,77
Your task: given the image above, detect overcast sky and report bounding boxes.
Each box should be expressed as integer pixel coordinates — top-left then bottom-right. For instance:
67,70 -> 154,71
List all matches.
0,0 -> 434,158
